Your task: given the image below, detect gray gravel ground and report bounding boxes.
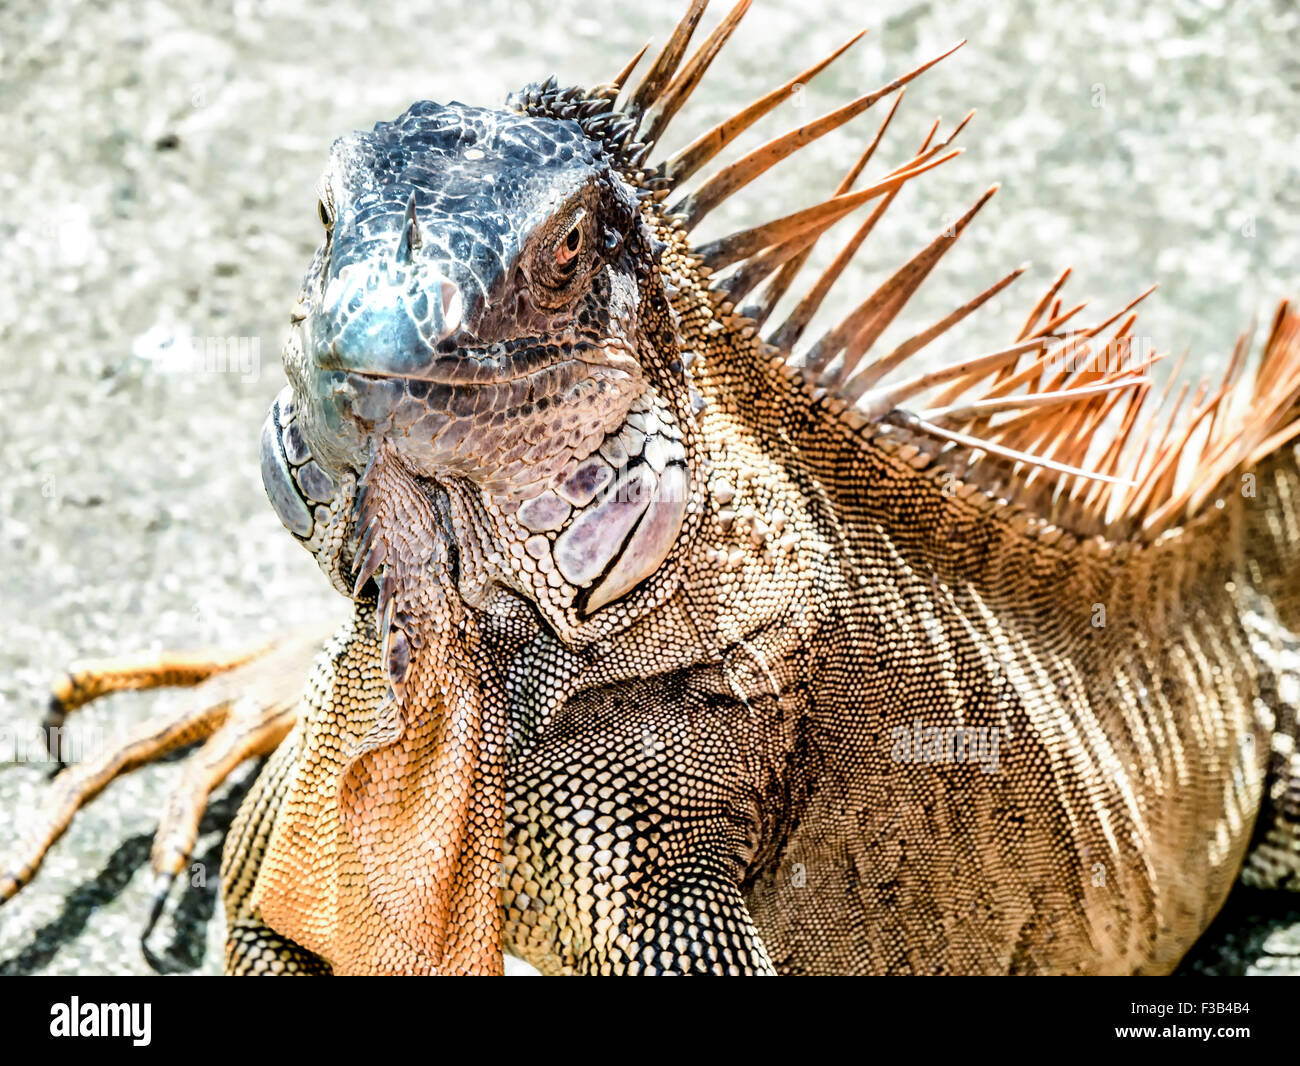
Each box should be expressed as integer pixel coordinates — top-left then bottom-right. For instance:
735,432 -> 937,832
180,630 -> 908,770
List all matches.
1,0 -> 1298,975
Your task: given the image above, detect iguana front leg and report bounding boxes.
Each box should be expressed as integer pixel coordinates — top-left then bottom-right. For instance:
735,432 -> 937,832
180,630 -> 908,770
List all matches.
585,867 -> 775,975
503,677 -> 776,975
222,725 -> 331,975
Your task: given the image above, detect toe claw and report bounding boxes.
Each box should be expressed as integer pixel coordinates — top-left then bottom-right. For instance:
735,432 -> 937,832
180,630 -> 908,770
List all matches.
141,871 -> 176,944
42,694 -> 70,774
0,874 -> 18,904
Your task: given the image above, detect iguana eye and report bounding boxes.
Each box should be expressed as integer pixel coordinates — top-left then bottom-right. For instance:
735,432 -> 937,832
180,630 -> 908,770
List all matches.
317,199 -> 333,229
529,207 -> 593,306
556,221 -> 583,270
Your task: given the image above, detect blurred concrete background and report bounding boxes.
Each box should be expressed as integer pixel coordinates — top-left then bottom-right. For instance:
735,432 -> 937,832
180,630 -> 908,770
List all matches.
0,0 -> 1297,974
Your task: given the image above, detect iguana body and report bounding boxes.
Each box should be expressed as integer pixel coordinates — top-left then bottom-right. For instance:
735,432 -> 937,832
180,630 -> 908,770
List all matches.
5,2 -> 1300,975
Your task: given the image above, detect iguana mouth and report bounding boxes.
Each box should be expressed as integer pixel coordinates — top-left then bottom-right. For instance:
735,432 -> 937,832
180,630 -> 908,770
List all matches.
284,316 -> 644,504
318,350 -> 637,431
318,332 -> 634,387
284,355 -> 639,501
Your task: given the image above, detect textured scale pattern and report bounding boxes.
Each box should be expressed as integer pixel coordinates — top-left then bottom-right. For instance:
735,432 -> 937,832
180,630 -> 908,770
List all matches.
236,181 -> 1300,973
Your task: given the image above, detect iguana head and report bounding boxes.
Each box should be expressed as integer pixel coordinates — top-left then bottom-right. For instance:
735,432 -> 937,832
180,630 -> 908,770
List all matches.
292,101 -> 656,489
259,25 -> 976,637
263,96 -> 697,630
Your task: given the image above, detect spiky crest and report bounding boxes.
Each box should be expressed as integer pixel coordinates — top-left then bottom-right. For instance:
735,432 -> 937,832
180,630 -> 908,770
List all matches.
510,2 -> 1300,545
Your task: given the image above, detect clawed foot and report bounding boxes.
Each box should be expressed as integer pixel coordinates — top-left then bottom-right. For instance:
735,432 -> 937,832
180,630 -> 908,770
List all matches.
0,622 -> 333,948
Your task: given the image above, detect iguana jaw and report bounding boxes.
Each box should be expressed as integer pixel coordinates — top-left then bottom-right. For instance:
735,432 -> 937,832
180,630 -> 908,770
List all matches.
290,327 -> 644,498
262,367 -> 696,635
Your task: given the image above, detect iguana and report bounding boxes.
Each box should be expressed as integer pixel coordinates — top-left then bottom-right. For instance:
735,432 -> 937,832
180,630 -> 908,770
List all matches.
4,0 -> 1300,975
